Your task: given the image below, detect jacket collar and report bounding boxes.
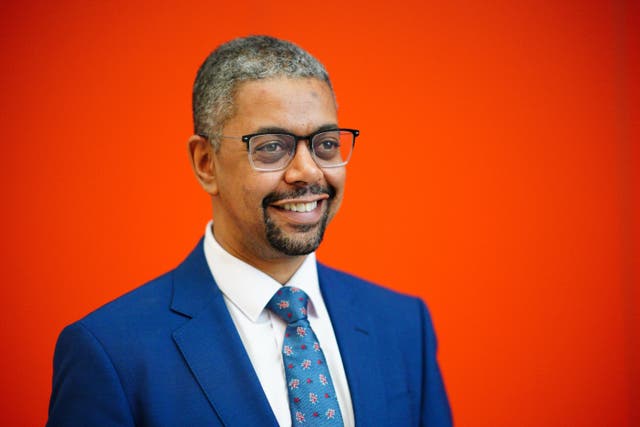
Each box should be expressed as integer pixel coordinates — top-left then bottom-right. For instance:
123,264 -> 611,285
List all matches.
170,239 -> 278,426
318,263 -> 390,424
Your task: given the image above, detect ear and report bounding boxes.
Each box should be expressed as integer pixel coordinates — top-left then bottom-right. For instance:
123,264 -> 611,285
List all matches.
188,134 -> 219,195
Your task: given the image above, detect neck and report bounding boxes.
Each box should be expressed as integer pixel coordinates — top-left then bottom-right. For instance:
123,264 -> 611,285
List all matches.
243,255 -> 306,284
211,226 -> 307,284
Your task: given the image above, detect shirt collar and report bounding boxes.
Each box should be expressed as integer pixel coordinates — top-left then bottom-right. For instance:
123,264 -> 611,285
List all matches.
202,221 -> 321,322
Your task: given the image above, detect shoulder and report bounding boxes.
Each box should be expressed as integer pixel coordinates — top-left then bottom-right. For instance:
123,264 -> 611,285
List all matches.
317,262 -> 430,318
62,269 -> 191,357
48,266 -> 201,426
318,262 -> 420,300
51,268 -> 192,393
317,265 -> 452,425
79,271 -> 176,330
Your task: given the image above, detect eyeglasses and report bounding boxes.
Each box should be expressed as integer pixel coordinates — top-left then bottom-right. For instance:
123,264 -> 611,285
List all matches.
202,128 -> 359,172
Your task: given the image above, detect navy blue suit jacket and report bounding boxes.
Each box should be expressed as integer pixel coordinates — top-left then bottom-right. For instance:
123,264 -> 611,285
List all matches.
47,240 -> 452,426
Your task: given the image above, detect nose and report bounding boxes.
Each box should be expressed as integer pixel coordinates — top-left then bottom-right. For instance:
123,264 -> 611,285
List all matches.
283,141 -> 323,185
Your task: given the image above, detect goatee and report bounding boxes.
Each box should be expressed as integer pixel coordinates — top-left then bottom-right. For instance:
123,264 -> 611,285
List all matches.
262,184 -> 335,256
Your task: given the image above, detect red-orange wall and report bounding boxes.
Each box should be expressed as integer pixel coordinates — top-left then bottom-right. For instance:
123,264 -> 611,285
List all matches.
1,1 -> 637,426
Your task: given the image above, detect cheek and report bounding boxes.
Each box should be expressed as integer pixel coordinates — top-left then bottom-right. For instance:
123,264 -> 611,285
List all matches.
325,169 -> 346,213
325,169 -> 346,194
239,184 -> 263,215
239,176 -> 280,214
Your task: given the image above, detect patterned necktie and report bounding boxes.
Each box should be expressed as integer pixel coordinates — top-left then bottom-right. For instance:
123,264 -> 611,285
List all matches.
267,287 -> 344,425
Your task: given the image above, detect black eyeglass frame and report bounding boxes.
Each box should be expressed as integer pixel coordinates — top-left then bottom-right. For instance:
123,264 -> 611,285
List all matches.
200,128 -> 360,171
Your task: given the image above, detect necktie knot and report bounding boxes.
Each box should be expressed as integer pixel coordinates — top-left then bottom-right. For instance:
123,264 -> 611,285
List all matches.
267,287 -> 309,324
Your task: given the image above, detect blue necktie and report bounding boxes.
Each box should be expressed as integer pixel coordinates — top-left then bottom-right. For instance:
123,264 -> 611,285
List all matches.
267,287 -> 344,425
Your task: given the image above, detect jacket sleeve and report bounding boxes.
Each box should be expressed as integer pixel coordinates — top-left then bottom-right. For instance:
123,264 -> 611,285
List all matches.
418,299 -> 453,427
46,322 -> 135,427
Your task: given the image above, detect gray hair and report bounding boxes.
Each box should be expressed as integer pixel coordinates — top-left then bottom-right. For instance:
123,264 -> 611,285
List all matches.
192,35 -> 333,149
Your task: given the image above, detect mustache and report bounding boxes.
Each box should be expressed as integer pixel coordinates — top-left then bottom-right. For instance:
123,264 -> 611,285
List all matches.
262,184 -> 336,208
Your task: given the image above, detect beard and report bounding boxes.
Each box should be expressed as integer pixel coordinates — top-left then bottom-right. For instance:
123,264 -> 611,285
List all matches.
262,184 -> 336,256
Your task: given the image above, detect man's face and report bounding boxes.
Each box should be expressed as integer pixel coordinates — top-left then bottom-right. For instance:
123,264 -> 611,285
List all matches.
209,77 -> 345,263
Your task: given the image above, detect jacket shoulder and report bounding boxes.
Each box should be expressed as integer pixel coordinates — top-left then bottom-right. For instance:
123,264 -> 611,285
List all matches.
62,269 -> 191,359
78,271 -> 175,330
317,262 -> 425,311
317,262 -> 419,299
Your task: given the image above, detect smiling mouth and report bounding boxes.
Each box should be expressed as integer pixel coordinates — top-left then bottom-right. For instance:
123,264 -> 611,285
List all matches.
279,201 -> 318,212
262,184 -> 336,218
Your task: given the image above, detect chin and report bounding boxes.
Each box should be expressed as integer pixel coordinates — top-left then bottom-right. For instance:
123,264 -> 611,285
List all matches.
266,220 -> 327,256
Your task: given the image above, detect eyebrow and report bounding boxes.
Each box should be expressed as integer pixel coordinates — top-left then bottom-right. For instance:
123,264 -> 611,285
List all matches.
253,123 -> 339,135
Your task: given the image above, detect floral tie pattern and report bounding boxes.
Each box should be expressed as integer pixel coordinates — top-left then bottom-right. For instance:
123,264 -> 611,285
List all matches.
267,287 -> 344,425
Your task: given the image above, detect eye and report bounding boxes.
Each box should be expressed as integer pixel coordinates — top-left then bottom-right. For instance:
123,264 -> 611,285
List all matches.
256,141 -> 286,152
251,135 -> 293,166
314,136 -> 340,153
252,135 -> 292,154
321,140 -> 340,150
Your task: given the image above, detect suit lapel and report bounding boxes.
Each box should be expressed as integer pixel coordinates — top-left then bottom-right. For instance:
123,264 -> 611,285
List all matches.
170,240 -> 278,426
318,264 -> 390,424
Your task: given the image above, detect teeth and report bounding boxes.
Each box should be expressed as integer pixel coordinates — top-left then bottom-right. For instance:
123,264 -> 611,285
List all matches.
282,201 -> 318,212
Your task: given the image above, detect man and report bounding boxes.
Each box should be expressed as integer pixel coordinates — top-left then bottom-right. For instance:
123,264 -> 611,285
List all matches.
47,35 -> 452,426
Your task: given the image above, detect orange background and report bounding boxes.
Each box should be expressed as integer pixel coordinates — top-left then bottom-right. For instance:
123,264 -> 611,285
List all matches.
1,1 -> 638,426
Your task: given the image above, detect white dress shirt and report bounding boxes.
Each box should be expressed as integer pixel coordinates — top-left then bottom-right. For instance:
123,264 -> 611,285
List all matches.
203,221 -> 355,427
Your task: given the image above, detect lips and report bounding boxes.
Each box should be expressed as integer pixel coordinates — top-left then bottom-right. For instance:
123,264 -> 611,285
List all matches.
261,185 -> 336,229
261,184 -> 336,210
267,196 -> 327,228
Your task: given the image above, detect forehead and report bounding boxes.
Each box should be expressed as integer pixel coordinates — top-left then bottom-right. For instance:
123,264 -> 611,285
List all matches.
228,77 -> 337,134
